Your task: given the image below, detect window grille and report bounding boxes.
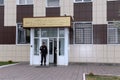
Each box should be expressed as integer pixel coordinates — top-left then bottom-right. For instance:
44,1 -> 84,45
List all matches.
107,22 -> 120,44
74,23 -> 92,44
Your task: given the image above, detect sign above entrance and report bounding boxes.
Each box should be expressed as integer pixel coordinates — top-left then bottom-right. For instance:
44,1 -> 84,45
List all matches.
23,17 -> 71,28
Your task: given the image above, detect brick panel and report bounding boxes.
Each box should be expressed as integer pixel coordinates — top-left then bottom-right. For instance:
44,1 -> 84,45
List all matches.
93,24 -> 107,44
46,7 -> 60,17
74,2 -> 92,21
107,1 -> 120,21
17,5 -> 33,22
3,27 -> 16,44
0,6 -> 16,44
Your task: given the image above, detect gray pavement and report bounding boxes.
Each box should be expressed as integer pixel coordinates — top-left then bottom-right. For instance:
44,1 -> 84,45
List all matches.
0,62 -> 120,80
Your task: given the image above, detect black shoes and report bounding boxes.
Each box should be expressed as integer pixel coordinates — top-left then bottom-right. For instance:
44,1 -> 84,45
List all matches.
41,64 -> 43,66
41,64 -> 46,66
44,64 -> 46,66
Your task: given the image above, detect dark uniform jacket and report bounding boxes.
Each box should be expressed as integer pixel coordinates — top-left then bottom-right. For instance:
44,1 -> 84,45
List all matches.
40,45 -> 48,55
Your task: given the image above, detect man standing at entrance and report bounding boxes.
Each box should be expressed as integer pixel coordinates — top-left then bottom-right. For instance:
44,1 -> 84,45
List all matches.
40,42 -> 48,66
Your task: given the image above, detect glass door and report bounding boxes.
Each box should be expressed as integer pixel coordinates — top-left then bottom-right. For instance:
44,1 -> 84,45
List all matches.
31,29 -> 40,65
57,28 -> 69,65
49,39 -> 54,63
49,38 -> 57,65
30,28 -> 69,66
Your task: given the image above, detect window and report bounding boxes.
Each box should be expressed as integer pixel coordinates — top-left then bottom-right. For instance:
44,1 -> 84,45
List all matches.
107,22 -> 120,44
74,22 -> 92,44
41,28 -> 57,37
47,0 -> 59,7
18,0 -> 33,5
59,28 -> 65,56
26,0 -> 33,4
19,0 -> 25,4
0,0 -> 4,5
59,38 -> 64,56
17,24 -> 30,44
34,29 -> 39,55
75,0 -> 92,2
34,39 -> 39,55
59,28 -> 65,37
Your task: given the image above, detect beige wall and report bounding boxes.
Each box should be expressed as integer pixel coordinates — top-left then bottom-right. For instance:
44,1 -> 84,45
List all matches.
34,0 -> 74,17
33,0 -> 45,17
0,45 -> 30,62
60,0 -> 73,16
4,0 -> 16,26
93,0 -> 107,24
1,44 -> 120,63
69,44 -> 120,63
4,0 -> 115,26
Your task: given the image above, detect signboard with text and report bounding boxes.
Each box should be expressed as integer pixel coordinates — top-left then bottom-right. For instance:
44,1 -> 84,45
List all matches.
23,17 -> 71,28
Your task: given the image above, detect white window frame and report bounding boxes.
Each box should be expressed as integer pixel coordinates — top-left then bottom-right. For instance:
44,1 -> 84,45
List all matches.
0,0 -> 4,5
73,22 -> 93,44
107,27 -> 118,44
46,0 -> 60,7
74,0 -> 92,3
16,23 -> 30,45
107,21 -> 120,44
17,0 -> 33,5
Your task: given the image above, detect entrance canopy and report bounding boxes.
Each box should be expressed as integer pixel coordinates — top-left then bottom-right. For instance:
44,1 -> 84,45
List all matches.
23,16 -> 71,28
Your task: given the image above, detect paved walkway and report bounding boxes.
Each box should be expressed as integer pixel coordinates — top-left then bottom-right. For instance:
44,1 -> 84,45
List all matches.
0,63 -> 120,80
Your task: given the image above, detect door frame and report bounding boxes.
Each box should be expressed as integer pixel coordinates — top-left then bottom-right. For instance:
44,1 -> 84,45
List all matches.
49,38 -> 57,64
30,28 -> 69,66
40,38 -> 58,65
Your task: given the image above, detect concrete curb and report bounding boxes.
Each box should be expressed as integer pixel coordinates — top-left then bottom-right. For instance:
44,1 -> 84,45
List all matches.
83,73 -> 86,80
0,63 -> 19,68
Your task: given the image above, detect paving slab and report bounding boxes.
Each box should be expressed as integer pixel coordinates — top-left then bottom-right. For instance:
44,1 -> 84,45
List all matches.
0,62 -> 120,80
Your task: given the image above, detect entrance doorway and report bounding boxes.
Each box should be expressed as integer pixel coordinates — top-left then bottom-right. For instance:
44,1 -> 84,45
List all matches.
30,28 -> 69,66
40,38 -> 57,66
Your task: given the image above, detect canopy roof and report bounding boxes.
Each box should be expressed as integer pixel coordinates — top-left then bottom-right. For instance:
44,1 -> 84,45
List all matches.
23,16 -> 71,28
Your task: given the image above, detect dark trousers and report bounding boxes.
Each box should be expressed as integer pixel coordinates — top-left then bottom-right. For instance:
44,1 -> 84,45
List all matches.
41,53 -> 47,64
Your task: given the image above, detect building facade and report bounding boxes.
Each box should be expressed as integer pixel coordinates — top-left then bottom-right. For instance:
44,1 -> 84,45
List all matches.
0,0 -> 120,65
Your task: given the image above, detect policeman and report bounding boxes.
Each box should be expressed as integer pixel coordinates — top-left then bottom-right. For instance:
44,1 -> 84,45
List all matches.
40,42 -> 48,66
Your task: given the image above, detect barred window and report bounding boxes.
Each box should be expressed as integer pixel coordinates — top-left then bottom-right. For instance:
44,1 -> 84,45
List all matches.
107,22 -> 120,44
74,23 -> 92,44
